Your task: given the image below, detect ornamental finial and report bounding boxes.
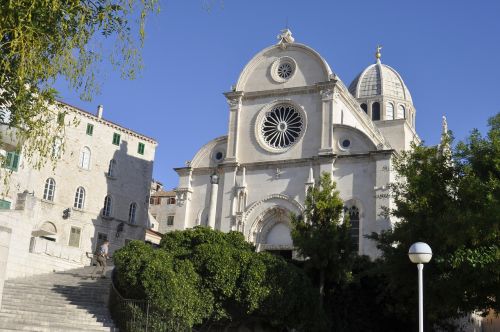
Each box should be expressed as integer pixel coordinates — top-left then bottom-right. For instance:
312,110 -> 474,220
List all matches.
277,29 -> 295,48
442,115 -> 448,136
375,45 -> 382,63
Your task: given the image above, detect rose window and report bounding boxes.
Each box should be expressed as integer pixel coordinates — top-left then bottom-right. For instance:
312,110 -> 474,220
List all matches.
277,63 -> 293,79
261,104 -> 303,149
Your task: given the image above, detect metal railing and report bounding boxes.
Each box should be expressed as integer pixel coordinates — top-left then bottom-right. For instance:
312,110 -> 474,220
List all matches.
108,272 -> 192,332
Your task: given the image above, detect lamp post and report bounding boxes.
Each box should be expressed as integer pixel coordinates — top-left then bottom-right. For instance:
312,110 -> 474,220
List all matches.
408,242 -> 432,332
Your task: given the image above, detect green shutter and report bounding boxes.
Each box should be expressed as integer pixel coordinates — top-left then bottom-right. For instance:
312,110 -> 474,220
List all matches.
86,123 -> 94,136
138,142 -> 145,155
3,151 -> 20,171
112,133 -> 121,145
57,112 -> 66,125
0,199 -> 11,210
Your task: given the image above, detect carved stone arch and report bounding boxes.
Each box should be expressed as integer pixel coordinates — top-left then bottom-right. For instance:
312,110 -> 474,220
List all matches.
40,221 -> 57,234
31,221 -> 58,239
243,194 -> 303,243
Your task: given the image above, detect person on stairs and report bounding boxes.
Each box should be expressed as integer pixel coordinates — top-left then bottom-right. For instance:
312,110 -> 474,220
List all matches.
91,240 -> 109,279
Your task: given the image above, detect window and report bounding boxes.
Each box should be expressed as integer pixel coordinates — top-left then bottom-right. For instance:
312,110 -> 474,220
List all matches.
137,142 -> 145,155
102,195 -> 112,217
360,103 -> 368,113
96,233 -> 108,250
260,103 -> 304,150
372,102 -> 380,121
128,203 -> 137,224
86,123 -> 94,136
167,215 -> 174,226
0,199 -> 11,210
79,147 -> 91,169
112,133 -> 121,146
386,102 -> 394,120
43,178 -> 56,201
397,105 -> 405,119
3,151 -> 20,171
74,187 -> 85,209
68,227 -> 81,248
107,159 -> 116,177
167,197 -> 176,205
344,206 -> 360,251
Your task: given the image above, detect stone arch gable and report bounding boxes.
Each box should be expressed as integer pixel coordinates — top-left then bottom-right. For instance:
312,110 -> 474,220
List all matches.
243,194 -> 303,241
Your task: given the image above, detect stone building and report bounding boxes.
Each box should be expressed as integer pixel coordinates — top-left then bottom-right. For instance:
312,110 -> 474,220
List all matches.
173,30 -> 419,258
0,102 -> 157,280
148,181 -> 177,234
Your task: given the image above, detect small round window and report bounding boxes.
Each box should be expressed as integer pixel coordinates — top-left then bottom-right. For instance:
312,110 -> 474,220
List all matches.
271,57 -> 297,83
277,63 -> 293,79
338,138 -> 351,151
214,151 -> 224,162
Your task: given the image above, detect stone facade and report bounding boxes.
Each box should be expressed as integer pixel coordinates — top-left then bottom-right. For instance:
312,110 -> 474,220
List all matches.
0,102 -> 157,281
148,182 -> 176,234
173,30 -> 419,258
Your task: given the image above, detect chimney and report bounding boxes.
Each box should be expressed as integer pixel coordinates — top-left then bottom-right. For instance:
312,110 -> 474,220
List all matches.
97,105 -> 104,119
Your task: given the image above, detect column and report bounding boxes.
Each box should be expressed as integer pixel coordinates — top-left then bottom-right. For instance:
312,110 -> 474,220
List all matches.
207,173 -> 219,229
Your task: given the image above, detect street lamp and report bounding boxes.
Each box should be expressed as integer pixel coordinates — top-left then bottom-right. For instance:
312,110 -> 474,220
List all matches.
408,242 -> 432,332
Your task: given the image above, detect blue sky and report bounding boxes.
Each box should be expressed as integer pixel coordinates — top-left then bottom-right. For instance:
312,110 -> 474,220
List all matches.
55,0 -> 500,189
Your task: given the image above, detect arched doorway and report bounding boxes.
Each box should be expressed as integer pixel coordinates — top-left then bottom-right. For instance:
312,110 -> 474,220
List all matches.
253,207 -> 294,259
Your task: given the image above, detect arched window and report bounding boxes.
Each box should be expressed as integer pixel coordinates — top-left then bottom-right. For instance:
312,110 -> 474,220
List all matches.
344,206 -> 360,252
128,203 -> 137,223
74,187 -> 85,209
107,159 -> 116,177
79,147 -> 91,169
360,103 -> 368,113
43,178 -> 56,201
386,102 -> 394,120
397,105 -> 405,119
102,195 -> 112,217
372,102 -> 380,121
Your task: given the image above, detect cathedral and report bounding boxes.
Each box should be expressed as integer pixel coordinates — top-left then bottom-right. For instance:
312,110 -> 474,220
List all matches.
173,30 -> 419,258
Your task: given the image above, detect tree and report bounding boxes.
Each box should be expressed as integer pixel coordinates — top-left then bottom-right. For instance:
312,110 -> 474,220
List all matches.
291,172 -> 357,309
372,113 -> 500,330
114,228 -> 324,331
0,0 -> 159,169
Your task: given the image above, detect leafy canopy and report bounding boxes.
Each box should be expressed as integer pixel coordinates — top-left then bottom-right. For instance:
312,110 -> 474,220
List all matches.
0,0 -> 158,170
114,228 -> 324,331
372,113 -> 500,329
291,172 -> 356,307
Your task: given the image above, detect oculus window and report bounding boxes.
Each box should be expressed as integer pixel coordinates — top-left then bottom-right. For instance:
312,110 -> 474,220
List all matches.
257,103 -> 305,152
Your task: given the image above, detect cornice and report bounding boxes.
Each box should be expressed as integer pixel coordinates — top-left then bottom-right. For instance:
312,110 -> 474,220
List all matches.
57,100 -> 158,145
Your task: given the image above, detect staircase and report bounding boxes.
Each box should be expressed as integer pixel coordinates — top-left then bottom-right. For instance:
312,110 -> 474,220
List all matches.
0,266 -> 117,331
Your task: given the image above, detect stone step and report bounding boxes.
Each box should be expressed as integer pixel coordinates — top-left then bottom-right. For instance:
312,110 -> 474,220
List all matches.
0,306 -> 113,320
0,266 -> 116,331
0,320 -> 116,332
0,316 -> 113,328
3,289 -> 109,299
1,296 -> 107,307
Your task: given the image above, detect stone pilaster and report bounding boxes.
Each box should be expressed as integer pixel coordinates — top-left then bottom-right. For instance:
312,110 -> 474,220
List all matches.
318,87 -> 335,155
224,91 -> 244,162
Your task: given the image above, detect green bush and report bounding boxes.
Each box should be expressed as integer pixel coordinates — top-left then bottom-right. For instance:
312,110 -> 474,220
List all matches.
113,227 -> 323,331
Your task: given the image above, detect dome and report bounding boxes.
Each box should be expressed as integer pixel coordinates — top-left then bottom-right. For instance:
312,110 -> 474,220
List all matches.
349,60 -> 412,103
